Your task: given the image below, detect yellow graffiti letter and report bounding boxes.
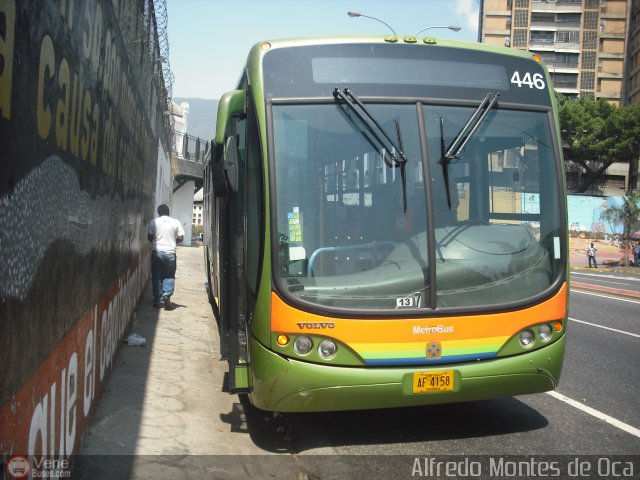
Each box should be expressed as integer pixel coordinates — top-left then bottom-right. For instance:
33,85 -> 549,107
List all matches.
56,57 -> 70,151
37,35 -> 55,140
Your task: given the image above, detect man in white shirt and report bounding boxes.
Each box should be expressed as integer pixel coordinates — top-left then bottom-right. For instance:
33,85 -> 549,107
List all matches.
586,242 -> 597,268
148,204 -> 185,308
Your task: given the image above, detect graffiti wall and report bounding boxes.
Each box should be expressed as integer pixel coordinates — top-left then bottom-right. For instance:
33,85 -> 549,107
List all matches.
0,0 -> 167,462
523,194 -> 630,236
567,195 -> 623,236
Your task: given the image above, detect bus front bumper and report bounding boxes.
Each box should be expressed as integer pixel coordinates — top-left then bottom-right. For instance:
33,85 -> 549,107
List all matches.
247,334 -> 566,412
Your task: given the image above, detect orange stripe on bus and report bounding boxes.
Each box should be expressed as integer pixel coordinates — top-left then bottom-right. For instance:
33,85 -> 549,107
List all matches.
271,284 -> 567,344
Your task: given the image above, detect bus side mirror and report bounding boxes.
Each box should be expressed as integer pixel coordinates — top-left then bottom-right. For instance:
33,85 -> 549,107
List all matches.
224,136 -> 239,193
211,142 -> 229,197
214,90 -> 245,196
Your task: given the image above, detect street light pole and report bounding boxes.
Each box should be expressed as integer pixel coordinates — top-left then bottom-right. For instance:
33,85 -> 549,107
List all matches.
347,11 -> 397,35
347,12 -> 461,37
414,25 -> 462,36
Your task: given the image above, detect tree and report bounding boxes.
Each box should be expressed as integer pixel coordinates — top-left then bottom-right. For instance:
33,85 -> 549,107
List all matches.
599,191 -> 640,266
558,95 -> 640,194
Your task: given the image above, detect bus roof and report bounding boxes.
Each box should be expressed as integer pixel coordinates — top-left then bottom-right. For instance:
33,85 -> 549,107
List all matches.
248,35 -> 538,63
243,36 -> 553,107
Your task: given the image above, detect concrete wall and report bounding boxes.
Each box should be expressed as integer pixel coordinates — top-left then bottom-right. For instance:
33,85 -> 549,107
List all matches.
567,194 -> 636,236
155,139 -> 173,210
173,181 -> 195,245
0,0 -> 167,462
168,100 -> 192,244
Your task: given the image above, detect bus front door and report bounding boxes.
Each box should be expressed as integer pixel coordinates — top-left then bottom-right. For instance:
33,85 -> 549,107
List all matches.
221,124 -> 250,394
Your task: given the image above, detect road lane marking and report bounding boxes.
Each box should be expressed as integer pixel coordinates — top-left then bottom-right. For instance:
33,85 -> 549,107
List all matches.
581,279 -> 634,286
570,289 -> 640,304
546,391 -> 640,439
568,317 -> 640,338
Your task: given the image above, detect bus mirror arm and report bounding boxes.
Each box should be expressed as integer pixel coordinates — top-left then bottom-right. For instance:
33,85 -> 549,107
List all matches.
224,136 -> 239,194
212,143 -> 229,197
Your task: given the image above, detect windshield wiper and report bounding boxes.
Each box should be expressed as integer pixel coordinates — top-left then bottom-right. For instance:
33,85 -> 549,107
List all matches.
439,92 -> 500,209
334,87 -> 409,213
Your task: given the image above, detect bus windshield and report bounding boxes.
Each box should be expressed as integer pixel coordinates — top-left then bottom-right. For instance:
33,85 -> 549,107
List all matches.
272,101 -> 563,311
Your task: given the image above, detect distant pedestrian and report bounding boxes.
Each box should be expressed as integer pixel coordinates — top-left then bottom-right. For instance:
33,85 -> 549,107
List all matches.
148,204 -> 184,309
586,242 -> 597,268
634,241 -> 640,267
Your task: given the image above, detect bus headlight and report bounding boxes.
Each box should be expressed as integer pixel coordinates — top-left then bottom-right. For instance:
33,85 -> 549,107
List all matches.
293,336 -> 313,355
519,330 -> 535,348
538,323 -> 552,342
318,340 -> 337,360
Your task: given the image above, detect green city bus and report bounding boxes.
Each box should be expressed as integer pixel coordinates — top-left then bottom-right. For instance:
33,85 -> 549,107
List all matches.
203,35 -> 568,412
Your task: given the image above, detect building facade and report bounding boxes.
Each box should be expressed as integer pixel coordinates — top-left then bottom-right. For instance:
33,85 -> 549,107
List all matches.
478,0 -> 639,194
627,0 -> 640,104
170,105 -> 208,243
478,0 -> 631,105
193,188 -> 204,226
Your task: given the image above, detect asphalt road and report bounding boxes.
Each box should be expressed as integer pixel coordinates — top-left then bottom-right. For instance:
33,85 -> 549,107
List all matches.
565,273 -> 640,429
570,270 -> 640,299
233,276 -> 640,479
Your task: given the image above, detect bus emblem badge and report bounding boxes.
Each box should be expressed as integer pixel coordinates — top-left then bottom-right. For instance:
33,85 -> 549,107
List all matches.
426,342 -> 442,359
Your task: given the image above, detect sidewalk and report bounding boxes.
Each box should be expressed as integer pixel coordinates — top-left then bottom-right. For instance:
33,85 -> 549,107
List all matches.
73,245 -> 302,479
569,237 -> 638,272
569,253 -> 640,300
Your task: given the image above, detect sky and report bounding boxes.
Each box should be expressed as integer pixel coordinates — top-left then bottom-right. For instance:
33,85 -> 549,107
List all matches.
166,0 -> 480,100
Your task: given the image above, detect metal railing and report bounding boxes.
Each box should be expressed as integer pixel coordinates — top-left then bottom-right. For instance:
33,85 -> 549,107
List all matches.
546,61 -> 580,69
174,131 -> 210,163
530,20 -> 581,28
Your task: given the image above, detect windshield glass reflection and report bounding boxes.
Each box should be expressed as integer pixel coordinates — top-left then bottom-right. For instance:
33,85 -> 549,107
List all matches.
272,103 -> 562,311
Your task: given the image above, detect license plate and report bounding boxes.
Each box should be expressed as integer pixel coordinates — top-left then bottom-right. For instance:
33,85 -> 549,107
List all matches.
413,371 -> 455,393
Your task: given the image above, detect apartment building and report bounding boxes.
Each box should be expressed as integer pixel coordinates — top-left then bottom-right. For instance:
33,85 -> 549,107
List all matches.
478,0 -> 638,194
478,0 -> 631,105
627,0 -> 640,104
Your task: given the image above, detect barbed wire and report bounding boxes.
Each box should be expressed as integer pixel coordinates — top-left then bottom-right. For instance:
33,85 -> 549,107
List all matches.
145,0 -> 175,152
152,0 -> 174,103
